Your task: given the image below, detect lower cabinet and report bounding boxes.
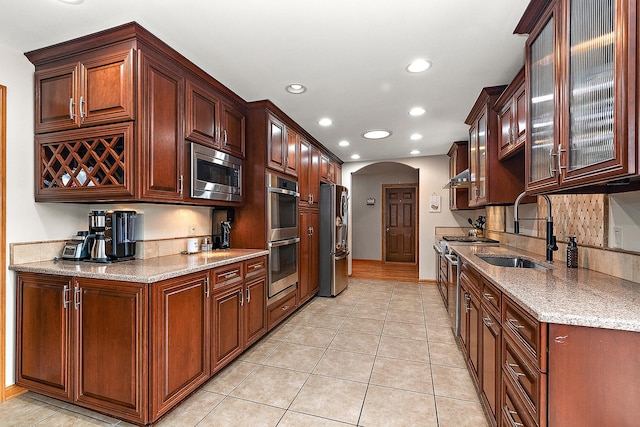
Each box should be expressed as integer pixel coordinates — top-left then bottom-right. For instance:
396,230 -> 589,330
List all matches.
16,273 -> 148,424
16,255 -> 268,425
299,208 -> 319,305
480,306 -> 500,423
150,272 -> 210,420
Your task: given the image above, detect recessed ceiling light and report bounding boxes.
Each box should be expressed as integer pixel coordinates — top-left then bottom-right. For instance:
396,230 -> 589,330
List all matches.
338,140 -> 350,147
285,83 -> 307,94
362,129 -> 392,139
406,59 -> 432,73
410,150 -> 421,155
57,0 -> 84,4
410,133 -> 423,141
318,118 -> 333,127
409,107 -> 426,116
351,154 -> 361,160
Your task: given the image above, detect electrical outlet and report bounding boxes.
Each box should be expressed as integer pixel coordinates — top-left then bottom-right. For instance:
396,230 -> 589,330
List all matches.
613,226 -> 623,248
188,224 -> 197,236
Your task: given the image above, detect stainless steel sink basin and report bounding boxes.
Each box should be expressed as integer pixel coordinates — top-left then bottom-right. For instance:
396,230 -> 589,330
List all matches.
476,254 -> 549,270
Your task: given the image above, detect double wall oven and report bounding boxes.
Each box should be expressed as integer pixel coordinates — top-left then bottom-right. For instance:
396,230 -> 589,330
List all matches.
266,173 -> 299,300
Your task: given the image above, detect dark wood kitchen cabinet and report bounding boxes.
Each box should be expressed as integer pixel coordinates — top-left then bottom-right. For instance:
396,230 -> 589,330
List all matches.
16,273 -> 148,424
495,67 -> 526,160
185,78 -> 245,158
267,114 -> 298,177
516,0 -> 639,193
299,137 -> 321,206
33,45 -> 135,134
447,140 -> 470,210
321,153 -> 341,184
466,86 -> 527,207
299,209 -> 320,305
243,256 -> 268,348
459,263 -> 481,384
150,272 -> 210,421
26,22 -> 246,204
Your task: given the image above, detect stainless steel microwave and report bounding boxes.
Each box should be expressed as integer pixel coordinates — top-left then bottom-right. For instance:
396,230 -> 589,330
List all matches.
190,143 -> 242,202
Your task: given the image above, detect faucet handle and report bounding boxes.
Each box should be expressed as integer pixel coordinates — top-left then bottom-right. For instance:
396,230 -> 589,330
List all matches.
549,235 -> 558,251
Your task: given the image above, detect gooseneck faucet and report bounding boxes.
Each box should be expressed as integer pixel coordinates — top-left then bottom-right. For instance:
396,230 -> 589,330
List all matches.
513,191 -> 558,262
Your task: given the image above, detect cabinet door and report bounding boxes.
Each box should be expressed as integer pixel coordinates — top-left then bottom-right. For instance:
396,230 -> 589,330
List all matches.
309,145 -> 321,203
299,138 -> 311,204
74,279 -> 147,424
284,127 -> 299,177
35,63 -> 79,133
298,210 -> 319,304
81,49 -> 135,128
481,307 -> 501,423
320,153 -> 334,183
468,124 -> 478,205
468,290 -> 481,383
309,210 -> 320,296
474,112 -> 488,205
211,285 -> 243,373
185,79 -> 220,147
139,49 -> 185,201
244,276 -> 267,347
151,273 -> 210,420
298,211 -> 311,303
16,274 -> 73,401
526,7 -> 560,191
267,115 -> 285,171
498,103 -> 514,159
221,101 -> 246,158
514,83 -> 527,145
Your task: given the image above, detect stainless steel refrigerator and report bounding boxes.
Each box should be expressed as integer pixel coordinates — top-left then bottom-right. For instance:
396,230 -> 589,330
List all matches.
318,183 -> 349,297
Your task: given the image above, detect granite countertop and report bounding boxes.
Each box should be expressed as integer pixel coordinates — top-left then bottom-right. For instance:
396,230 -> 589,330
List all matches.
9,249 -> 269,284
451,245 -> 640,333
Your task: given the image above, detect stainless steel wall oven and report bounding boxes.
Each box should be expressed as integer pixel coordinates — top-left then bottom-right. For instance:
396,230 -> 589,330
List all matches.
266,173 -> 299,299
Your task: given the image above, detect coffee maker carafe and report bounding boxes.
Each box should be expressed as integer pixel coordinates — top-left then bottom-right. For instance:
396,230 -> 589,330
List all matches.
88,210 -> 108,262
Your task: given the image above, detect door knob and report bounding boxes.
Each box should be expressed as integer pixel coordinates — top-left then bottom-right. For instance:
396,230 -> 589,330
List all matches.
386,227 -> 390,232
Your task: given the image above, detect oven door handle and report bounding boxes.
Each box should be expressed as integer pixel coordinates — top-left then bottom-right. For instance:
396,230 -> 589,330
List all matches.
444,254 -> 459,265
267,187 -> 300,197
268,237 -> 301,247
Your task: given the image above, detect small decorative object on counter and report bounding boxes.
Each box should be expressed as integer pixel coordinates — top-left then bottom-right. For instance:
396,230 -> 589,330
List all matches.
567,236 -> 578,268
468,215 -> 486,237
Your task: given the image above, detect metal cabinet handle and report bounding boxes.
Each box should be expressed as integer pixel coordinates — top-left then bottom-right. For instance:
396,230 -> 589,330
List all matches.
483,317 -> 493,327
508,362 -> 525,378
74,287 -> 81,309
63,285 -> 70,309
308,226 -> 313,236
79,95 -> 85,120
216,127 -> 221,143
240,289 -> 244,306
482,292 -> 494,301
558,143 -> 566,172
251,263 -> 263,270
465,293 -> 471,312
205,276 -> 210,298
223,129 -> 228,145
281,305 -> 289,311
549,148 -> 557,176
179,175 -> 183,196
69,98 -> 75,120
224,272 -> 239,279
246,287 -> 250,303
505,406 -> 525,427
507,318 -> 524,329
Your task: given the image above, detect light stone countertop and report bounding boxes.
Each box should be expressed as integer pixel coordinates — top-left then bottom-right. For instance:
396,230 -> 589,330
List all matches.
9,249 -> 269,284
451,245 -> 640,333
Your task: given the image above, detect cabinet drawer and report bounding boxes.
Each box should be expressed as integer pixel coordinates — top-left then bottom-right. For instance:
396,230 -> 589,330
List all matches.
481,279 -> 501,315
212,262 -> 243,288
460,262 -> 480,294
244,256 -> 266,280
503,335 -> 545,425
503,296 -> 542,366
267,291 -> 297,329
501,373 -> 537,427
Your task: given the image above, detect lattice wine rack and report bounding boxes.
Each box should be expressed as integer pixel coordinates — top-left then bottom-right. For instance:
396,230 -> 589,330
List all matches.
36,122 -> 133,198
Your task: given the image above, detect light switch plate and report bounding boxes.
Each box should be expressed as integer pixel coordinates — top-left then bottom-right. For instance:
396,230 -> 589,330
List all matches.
613,226 -> 623,248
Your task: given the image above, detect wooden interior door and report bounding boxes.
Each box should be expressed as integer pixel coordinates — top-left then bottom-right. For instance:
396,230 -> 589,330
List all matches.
384,186 -> 416,263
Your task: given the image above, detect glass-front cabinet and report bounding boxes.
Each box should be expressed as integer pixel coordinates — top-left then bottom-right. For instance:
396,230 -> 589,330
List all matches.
522,0 -> 637,192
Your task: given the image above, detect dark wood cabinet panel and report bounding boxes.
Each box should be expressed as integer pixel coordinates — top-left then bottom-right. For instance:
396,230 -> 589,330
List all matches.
299,209 -> 320,305
185,79 -> 220,147
267,289 -> 297,330
447,141 -> 470,210
496,68 -> 526,160
34,46 -> 134,134
299,138 -> 321,206
211,284 -> 243,373
138,49 -> 184,201
16,273 -> 73,401
150,273 -> 210,420
284,127 -> 299,177
481,307 -> 501,424
267,114 -> 285,172
220,101 -> 246,158
244,276 -> 267,347
74,278 -> 147,422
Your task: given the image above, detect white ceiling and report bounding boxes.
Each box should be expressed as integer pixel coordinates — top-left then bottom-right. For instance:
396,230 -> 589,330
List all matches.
0,0 -> 530,163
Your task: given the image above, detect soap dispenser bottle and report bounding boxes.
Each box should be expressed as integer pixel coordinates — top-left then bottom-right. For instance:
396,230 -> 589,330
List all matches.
566,236 -> 578,268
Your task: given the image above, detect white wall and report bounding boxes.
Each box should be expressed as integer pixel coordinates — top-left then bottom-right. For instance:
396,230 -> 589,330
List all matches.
0,43 -> 214,387
342,155 -> 483,282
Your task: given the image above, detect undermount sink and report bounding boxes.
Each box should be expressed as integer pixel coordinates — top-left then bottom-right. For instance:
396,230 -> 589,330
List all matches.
476,254 -> 549,270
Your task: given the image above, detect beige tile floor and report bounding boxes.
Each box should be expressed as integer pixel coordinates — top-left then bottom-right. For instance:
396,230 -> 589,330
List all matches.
0,279 -> 489,427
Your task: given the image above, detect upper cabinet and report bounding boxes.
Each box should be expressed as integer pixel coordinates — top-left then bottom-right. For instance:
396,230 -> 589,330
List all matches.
266,114 -> 298,177
466,86 -> 527,207
26,22 -> 246,204
185,78 -> 245,158
34,46 -> 135,134
447,140 -> 470,210
517,0 -> 638,193
495,67 -> 527,160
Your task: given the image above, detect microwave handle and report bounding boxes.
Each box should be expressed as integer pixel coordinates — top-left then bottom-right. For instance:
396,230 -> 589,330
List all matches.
268,237 -> 301,248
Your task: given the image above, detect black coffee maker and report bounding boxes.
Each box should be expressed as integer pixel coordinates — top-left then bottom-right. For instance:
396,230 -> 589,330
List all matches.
88,210 -> 137,262
212,208 -> 234,249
